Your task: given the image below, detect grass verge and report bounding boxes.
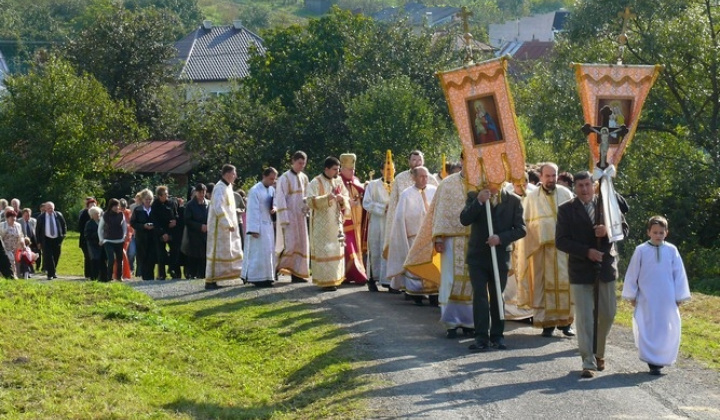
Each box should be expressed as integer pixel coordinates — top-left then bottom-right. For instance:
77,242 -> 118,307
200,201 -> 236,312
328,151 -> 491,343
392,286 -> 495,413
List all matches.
0,280 -> 374,419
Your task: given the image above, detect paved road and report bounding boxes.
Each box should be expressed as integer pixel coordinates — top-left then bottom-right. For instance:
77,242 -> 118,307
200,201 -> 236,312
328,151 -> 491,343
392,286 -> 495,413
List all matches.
132,277 -> 720,419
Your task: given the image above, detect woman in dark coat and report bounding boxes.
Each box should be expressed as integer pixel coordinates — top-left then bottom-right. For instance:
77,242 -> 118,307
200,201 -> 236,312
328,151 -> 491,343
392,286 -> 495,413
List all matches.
183,183 -> 209,279
84,206 -> 105,281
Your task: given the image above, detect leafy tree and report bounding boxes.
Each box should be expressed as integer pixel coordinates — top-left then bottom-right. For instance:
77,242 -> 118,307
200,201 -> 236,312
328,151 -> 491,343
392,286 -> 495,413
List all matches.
345,75 -> 450,176
64,5 -> 180,132
123,0 -> 202,37
0,56 -> 144,212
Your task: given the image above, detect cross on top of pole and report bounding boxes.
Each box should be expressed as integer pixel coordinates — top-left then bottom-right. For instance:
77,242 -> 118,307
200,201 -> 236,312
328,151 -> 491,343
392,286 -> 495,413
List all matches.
616,7 -> 636,64
458,6 -> 474,65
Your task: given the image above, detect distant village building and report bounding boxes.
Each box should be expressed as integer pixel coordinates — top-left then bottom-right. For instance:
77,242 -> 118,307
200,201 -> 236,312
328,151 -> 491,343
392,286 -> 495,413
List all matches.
305,0 -> 337,14
488,10 -> 569,48
0,48 -> 9,94
175,20 -> 266,100
373,3 -> 461,28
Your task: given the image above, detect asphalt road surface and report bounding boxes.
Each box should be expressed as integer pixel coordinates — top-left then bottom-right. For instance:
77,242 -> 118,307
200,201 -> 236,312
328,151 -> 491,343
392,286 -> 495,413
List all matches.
133,276 -> 720,419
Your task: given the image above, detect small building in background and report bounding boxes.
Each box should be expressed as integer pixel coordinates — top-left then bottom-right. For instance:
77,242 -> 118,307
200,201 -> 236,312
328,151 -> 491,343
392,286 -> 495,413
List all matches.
175,20 -> 266,100
488,10 -> 569,48
0,48 -> 9,94
373,3 -> 461,29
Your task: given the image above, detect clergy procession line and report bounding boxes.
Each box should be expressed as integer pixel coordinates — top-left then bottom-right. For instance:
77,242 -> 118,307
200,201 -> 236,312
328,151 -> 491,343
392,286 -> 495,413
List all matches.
0,148 -> 690,381
198,150 -> 691,380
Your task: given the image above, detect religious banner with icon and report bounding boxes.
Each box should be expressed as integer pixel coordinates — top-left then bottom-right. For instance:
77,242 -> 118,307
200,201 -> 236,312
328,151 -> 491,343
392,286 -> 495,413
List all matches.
574,63 -> 662,169
437,57 -> 526,190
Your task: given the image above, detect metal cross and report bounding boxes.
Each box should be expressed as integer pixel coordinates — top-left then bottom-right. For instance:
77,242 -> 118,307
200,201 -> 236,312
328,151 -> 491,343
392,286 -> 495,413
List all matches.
581,106 -> 629,169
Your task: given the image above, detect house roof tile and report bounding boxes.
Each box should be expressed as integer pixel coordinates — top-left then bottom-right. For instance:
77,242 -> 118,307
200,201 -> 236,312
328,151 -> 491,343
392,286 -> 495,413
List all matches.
175,24 -> 265,82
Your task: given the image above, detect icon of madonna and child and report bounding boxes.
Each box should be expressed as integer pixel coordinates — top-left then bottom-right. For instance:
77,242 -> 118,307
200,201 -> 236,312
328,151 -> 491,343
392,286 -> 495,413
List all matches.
468,96 -> 502,146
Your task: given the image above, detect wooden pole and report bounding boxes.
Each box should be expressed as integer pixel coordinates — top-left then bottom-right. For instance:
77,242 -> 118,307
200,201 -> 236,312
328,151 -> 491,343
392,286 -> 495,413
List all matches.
485,198 -> 505,320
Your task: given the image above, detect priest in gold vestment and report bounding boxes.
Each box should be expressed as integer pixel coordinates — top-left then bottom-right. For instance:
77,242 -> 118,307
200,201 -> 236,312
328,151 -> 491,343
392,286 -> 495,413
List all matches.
516,163 -> 575,336
306,156 -> 350,291
205,164 -> 244,289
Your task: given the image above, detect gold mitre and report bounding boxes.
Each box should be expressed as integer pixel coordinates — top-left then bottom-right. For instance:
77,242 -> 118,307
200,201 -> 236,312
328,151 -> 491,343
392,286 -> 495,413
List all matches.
339,153 -> 356,170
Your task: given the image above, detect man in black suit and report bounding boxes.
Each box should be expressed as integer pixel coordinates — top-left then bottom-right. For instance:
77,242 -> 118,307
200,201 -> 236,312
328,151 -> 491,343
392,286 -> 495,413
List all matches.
35,201 -> 67,279
151,186 -> 180,280
460,184 -> 526,352
556,171 -> 629,378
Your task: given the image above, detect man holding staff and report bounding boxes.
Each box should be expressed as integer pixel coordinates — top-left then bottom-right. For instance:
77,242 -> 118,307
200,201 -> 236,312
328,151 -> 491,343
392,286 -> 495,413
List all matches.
460,184 -> 526,352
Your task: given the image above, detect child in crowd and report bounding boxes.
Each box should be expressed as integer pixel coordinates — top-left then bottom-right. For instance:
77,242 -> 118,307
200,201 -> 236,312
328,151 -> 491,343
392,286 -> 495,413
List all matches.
16,237 -> 38,279
622,216 -> 691,375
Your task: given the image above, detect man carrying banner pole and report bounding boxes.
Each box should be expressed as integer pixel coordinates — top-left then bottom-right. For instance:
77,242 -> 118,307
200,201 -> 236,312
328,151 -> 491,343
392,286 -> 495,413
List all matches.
460,184 -> 525,352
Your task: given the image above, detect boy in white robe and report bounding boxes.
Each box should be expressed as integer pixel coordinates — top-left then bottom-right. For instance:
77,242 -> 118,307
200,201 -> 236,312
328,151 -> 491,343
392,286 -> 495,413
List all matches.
242,167 -> 278,287
622,215 -> 691,375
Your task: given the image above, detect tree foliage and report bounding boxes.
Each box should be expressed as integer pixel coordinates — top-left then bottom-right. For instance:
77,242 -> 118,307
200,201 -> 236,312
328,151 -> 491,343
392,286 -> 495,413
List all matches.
0,56 -> 144,212
64,5 -> 181,133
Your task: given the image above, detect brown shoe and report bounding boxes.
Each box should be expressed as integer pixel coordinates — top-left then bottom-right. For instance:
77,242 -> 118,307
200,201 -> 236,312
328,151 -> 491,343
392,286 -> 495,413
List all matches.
596,357 -> 605,371
580,369 -> 596,378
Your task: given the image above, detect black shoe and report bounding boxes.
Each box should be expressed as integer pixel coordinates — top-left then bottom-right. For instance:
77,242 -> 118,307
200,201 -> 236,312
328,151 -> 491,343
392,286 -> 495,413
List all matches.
461,328 -> 475,337
648,364 -> 663,375
412,296 -> 424,306
428,295 -> 439,307
387,287 -> 402,294
205,282 -> 223,290
446,329 -> 458,339
541,327 -> 555,337
291,275 -> 308,283
559,325 -> 576,337
253,281 -> 274,288
367,280 -> 379,292
491,338 -> 507,350
469,341 -> 490,353
322,286 -> 338,292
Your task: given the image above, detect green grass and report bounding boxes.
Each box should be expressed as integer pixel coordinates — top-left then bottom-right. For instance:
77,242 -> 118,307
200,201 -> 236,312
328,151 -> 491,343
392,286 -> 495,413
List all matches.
0,281 -> 374,419
58,231 -> 84,277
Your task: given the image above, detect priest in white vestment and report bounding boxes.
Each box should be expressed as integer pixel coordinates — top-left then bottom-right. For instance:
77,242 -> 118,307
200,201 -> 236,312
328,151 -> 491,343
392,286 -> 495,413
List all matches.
386,166 -> 437,304
205,164 -> 243,289
622,216 -> 691,374
242,167 -> 278,288
275,151 -> 311,282
362,164 -> 390,290
306,156 -> 350,291
516,162 -> 575,336
405,171 -> 473,334
382,150 -> 438,268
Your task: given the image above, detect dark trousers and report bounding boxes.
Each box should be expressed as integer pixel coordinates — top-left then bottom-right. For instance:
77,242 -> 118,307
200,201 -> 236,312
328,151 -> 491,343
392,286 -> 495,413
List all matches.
104,242 -> 124,281
82,244 -> 92,278
185,255 -> 206,279
42,237 -> 63,278
468,263 -> 508,342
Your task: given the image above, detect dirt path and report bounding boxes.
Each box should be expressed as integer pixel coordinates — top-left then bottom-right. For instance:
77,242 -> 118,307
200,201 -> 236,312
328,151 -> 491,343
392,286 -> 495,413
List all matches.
133,277 -> 720,419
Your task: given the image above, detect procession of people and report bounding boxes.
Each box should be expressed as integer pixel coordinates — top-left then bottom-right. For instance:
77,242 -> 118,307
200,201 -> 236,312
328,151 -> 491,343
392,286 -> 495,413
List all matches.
0,150 -> 690,379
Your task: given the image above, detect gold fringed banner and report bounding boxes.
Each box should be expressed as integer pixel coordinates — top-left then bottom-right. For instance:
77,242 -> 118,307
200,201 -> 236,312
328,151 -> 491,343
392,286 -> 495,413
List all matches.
574,63 -> 662,168
437,57 -> 526,190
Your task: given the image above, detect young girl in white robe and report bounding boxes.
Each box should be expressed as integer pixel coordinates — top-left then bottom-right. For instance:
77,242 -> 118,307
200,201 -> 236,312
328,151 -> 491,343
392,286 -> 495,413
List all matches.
622,216 -> 691,375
